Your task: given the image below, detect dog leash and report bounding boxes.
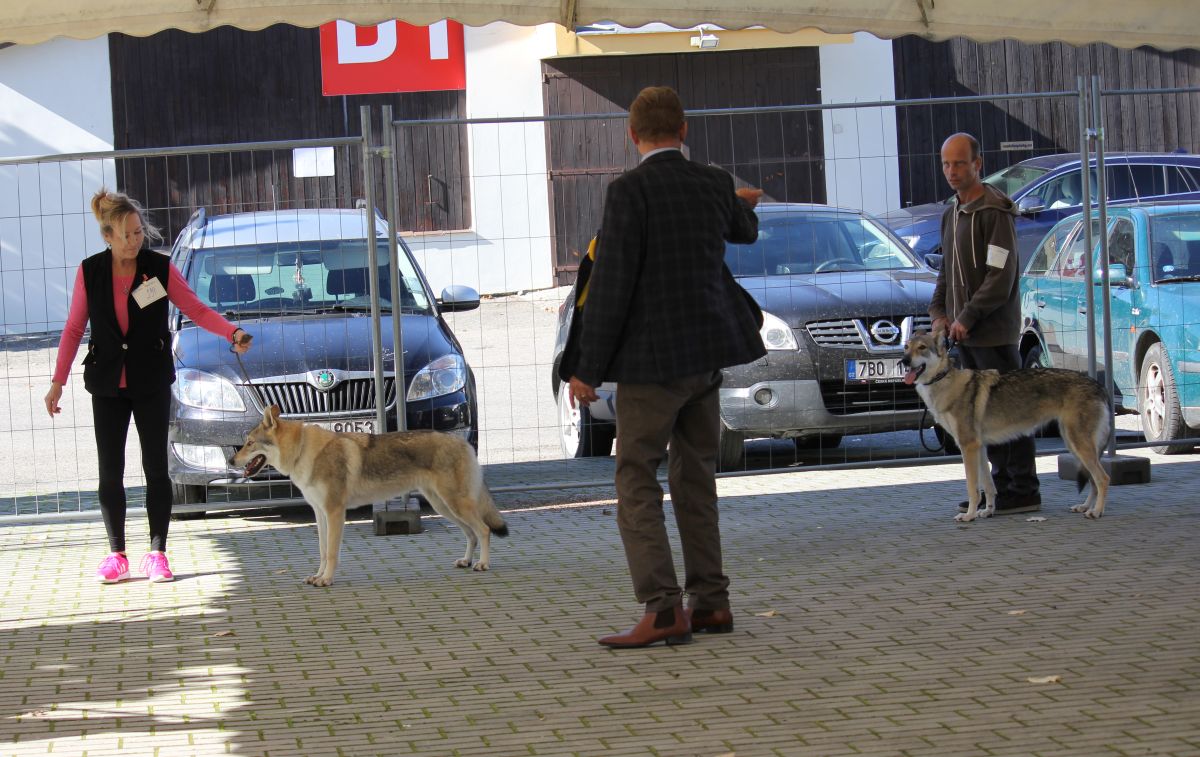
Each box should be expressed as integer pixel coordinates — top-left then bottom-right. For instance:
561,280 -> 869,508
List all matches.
229,332 -> 254,386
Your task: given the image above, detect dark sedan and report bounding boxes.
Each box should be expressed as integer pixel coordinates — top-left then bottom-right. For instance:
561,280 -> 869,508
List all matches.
552,203 -> 940,469
166,209 -> 480,512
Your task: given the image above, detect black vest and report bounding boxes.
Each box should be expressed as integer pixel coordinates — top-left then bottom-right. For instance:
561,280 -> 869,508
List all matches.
80,248 -> 175,397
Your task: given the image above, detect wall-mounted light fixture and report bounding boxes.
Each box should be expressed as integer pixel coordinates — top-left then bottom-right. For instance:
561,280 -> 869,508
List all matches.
689,30 -> 719,48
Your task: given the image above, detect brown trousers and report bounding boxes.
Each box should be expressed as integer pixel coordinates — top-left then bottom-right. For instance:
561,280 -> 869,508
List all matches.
614,371 -> 729,613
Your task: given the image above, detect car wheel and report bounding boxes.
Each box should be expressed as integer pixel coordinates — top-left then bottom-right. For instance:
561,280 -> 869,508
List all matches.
556,384 -> 615,458
172,483 -> 207,519
1021,343 -> 1060,437
716,427 -> 745,472
1139,342 -> 1193,454
793,434 -> 843,451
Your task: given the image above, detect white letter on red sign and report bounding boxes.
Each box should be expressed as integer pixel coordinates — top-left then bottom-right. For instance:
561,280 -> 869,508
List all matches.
336,20 -> 397,64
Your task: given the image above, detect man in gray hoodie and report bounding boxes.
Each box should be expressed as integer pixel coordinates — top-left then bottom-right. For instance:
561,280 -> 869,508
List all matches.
930,132 -> 1041,514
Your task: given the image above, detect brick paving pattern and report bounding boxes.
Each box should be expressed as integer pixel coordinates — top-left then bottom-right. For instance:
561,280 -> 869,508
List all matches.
2,452 -> 1198,756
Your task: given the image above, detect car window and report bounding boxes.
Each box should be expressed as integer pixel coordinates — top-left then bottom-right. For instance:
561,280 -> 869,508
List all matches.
1128,164 -> 1168,198
1179,167 -> 1200,192
982,164 -> 1050,197
185,239 -> 432,314
1027,221 -> 1079,276
1165,166 -> 1195,193
1026,170 -> 1090,209
1149,210 -> 1200,282
1105,164 -> 1137,201
725,212 -> 919,276
1051,218 -> 1105,280
1106,217 -> 1136,278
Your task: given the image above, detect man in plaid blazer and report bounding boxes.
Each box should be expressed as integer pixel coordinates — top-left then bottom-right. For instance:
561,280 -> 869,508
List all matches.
567,85 -> 766,648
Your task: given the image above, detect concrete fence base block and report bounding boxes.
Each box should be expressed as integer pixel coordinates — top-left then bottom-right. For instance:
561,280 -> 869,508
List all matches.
373,510 -> 424,536
1056,453 -> 1151,485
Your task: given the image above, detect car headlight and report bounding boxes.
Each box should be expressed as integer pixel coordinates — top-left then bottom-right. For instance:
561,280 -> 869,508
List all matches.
172,368 -> 245,411
760,311 -> 799,351
407,354 -> 468,401
901,235 -> 921,249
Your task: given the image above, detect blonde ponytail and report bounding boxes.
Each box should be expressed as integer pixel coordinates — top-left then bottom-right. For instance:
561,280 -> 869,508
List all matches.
91,188 -> 163,244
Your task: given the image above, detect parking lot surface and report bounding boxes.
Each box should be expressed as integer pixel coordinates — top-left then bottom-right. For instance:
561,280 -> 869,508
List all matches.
2,448 -> 1198,756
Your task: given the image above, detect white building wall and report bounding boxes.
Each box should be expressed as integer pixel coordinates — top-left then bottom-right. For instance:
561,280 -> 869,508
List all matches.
818,33 -> 901,217
403,22 -> 557,298
0,37 -> 114,334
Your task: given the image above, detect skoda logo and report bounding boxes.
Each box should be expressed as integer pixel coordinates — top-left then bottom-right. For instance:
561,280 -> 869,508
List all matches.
870,319 -> 901,344
312,369 -> 338,391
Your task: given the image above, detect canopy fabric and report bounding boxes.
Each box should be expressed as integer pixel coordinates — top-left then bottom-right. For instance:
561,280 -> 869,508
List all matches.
3,0 -> 1197,49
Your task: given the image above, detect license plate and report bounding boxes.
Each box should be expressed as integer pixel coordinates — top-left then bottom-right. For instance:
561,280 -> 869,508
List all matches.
845,358 -> 905,383
311,418 -> 377,433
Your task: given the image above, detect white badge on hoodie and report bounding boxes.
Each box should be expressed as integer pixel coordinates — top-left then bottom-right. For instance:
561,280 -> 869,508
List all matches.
986,244 -> 1009,269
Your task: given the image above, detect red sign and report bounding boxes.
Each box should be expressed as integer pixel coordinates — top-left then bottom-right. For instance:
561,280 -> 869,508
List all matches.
319,20 -> 466,96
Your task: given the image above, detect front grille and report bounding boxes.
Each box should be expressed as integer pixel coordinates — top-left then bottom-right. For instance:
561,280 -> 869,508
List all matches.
252,378 -> 397,417
819,381 -> 925,415
807,314 -> 934,351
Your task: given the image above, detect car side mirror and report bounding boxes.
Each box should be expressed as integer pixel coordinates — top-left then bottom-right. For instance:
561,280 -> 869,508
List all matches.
438,284 -> 481,313
1094,263 -> 1129,287
924,253 -> 943,271
1017,195 -> 1045,215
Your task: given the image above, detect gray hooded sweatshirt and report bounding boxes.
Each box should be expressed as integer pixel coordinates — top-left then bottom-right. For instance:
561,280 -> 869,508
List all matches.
929,183 -> 1021,347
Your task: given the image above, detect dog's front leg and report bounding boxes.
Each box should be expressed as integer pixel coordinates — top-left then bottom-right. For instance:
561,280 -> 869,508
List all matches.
955,442 -> 987,523
306,504 -> 329,584
311,504 -> 346,587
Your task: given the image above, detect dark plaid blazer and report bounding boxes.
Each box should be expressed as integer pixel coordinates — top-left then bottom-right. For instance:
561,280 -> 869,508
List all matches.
572,149 -> 766,386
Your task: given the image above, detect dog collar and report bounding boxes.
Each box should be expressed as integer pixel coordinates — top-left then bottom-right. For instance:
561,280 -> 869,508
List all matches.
923,367 -> 952,385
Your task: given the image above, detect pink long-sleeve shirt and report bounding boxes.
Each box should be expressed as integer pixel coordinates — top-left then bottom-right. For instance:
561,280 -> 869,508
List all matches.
53,263 -> 239,387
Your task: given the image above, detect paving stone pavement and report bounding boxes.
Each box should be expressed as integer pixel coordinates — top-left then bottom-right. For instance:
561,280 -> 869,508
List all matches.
1,451 -> 1199,757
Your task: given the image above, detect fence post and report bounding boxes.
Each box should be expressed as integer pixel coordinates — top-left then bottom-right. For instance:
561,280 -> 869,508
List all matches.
360,105 -> 388,435
381,104 -> 407,433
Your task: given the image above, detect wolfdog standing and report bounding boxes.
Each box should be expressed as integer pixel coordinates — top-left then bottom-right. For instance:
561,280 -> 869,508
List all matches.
233,405 -> 508,585
900,331 -> 1112,522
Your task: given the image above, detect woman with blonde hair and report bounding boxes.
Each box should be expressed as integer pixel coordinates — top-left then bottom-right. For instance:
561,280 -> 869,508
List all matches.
45,189 -> 253,583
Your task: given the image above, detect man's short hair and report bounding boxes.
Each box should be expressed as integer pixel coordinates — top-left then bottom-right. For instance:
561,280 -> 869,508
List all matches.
944,132 -> 981,161
629,86 -> 685,142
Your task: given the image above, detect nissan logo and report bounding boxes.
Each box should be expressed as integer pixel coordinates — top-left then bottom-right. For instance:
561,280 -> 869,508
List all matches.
870,319 -> 901,344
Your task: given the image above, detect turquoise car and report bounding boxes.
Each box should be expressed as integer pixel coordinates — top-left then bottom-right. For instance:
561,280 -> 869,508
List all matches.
1019,203 -> 1200,453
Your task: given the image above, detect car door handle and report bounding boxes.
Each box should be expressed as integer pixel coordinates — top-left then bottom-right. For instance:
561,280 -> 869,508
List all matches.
1077,306 -> 1088,315
1035,299 -> 1046,309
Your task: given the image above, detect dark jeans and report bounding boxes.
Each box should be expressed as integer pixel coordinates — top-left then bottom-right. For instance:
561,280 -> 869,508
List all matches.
613,371 -> 729,613
956,343 -> 1040,497
91,388 -> 173,553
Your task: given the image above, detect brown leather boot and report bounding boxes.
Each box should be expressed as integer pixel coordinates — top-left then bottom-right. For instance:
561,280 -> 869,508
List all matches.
686,606 -> 734,634
597,605 -> 692,648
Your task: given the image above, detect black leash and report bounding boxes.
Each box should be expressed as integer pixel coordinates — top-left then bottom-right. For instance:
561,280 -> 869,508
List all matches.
229,332 -> 254,386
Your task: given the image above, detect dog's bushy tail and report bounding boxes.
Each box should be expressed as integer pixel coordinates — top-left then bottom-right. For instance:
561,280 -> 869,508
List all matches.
482,488 -> 509,537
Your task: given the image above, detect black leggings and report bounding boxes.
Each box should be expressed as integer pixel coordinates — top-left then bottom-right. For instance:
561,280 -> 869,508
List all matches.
92,388 -> 173,553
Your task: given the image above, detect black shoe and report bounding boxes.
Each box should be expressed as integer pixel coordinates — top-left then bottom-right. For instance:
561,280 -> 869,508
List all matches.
995,492 -> 1041,514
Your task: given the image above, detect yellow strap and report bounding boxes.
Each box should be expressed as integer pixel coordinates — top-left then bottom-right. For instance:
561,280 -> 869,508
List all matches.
576,236 -> 597,308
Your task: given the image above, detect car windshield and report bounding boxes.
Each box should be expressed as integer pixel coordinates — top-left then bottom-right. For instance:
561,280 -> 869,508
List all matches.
982,164 -> 1051,197
183,239 -> 433,316
1149,211 -> 1200,282
725,211 -> 920,277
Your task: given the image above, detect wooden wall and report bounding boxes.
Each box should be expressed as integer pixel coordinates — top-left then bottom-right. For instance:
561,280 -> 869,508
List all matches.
108,25 -> 470,241
894,37 -> 1200,207
542,48 -> 824,283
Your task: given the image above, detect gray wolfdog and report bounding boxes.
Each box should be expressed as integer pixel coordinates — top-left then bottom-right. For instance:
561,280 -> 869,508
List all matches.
232,405 -> 508,585
900,330 -> 1111,522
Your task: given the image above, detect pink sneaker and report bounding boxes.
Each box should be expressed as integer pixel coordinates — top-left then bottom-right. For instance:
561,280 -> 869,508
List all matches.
139,552 -> 175,583
96,553 -> 130,583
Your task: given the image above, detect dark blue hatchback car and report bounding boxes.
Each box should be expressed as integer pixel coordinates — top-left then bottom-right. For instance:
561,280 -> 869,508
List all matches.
882,152 -> 1200,269
165,208 -> 480,513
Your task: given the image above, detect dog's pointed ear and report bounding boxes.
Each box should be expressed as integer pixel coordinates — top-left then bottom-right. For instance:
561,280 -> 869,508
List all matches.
264,404 -> 281,428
